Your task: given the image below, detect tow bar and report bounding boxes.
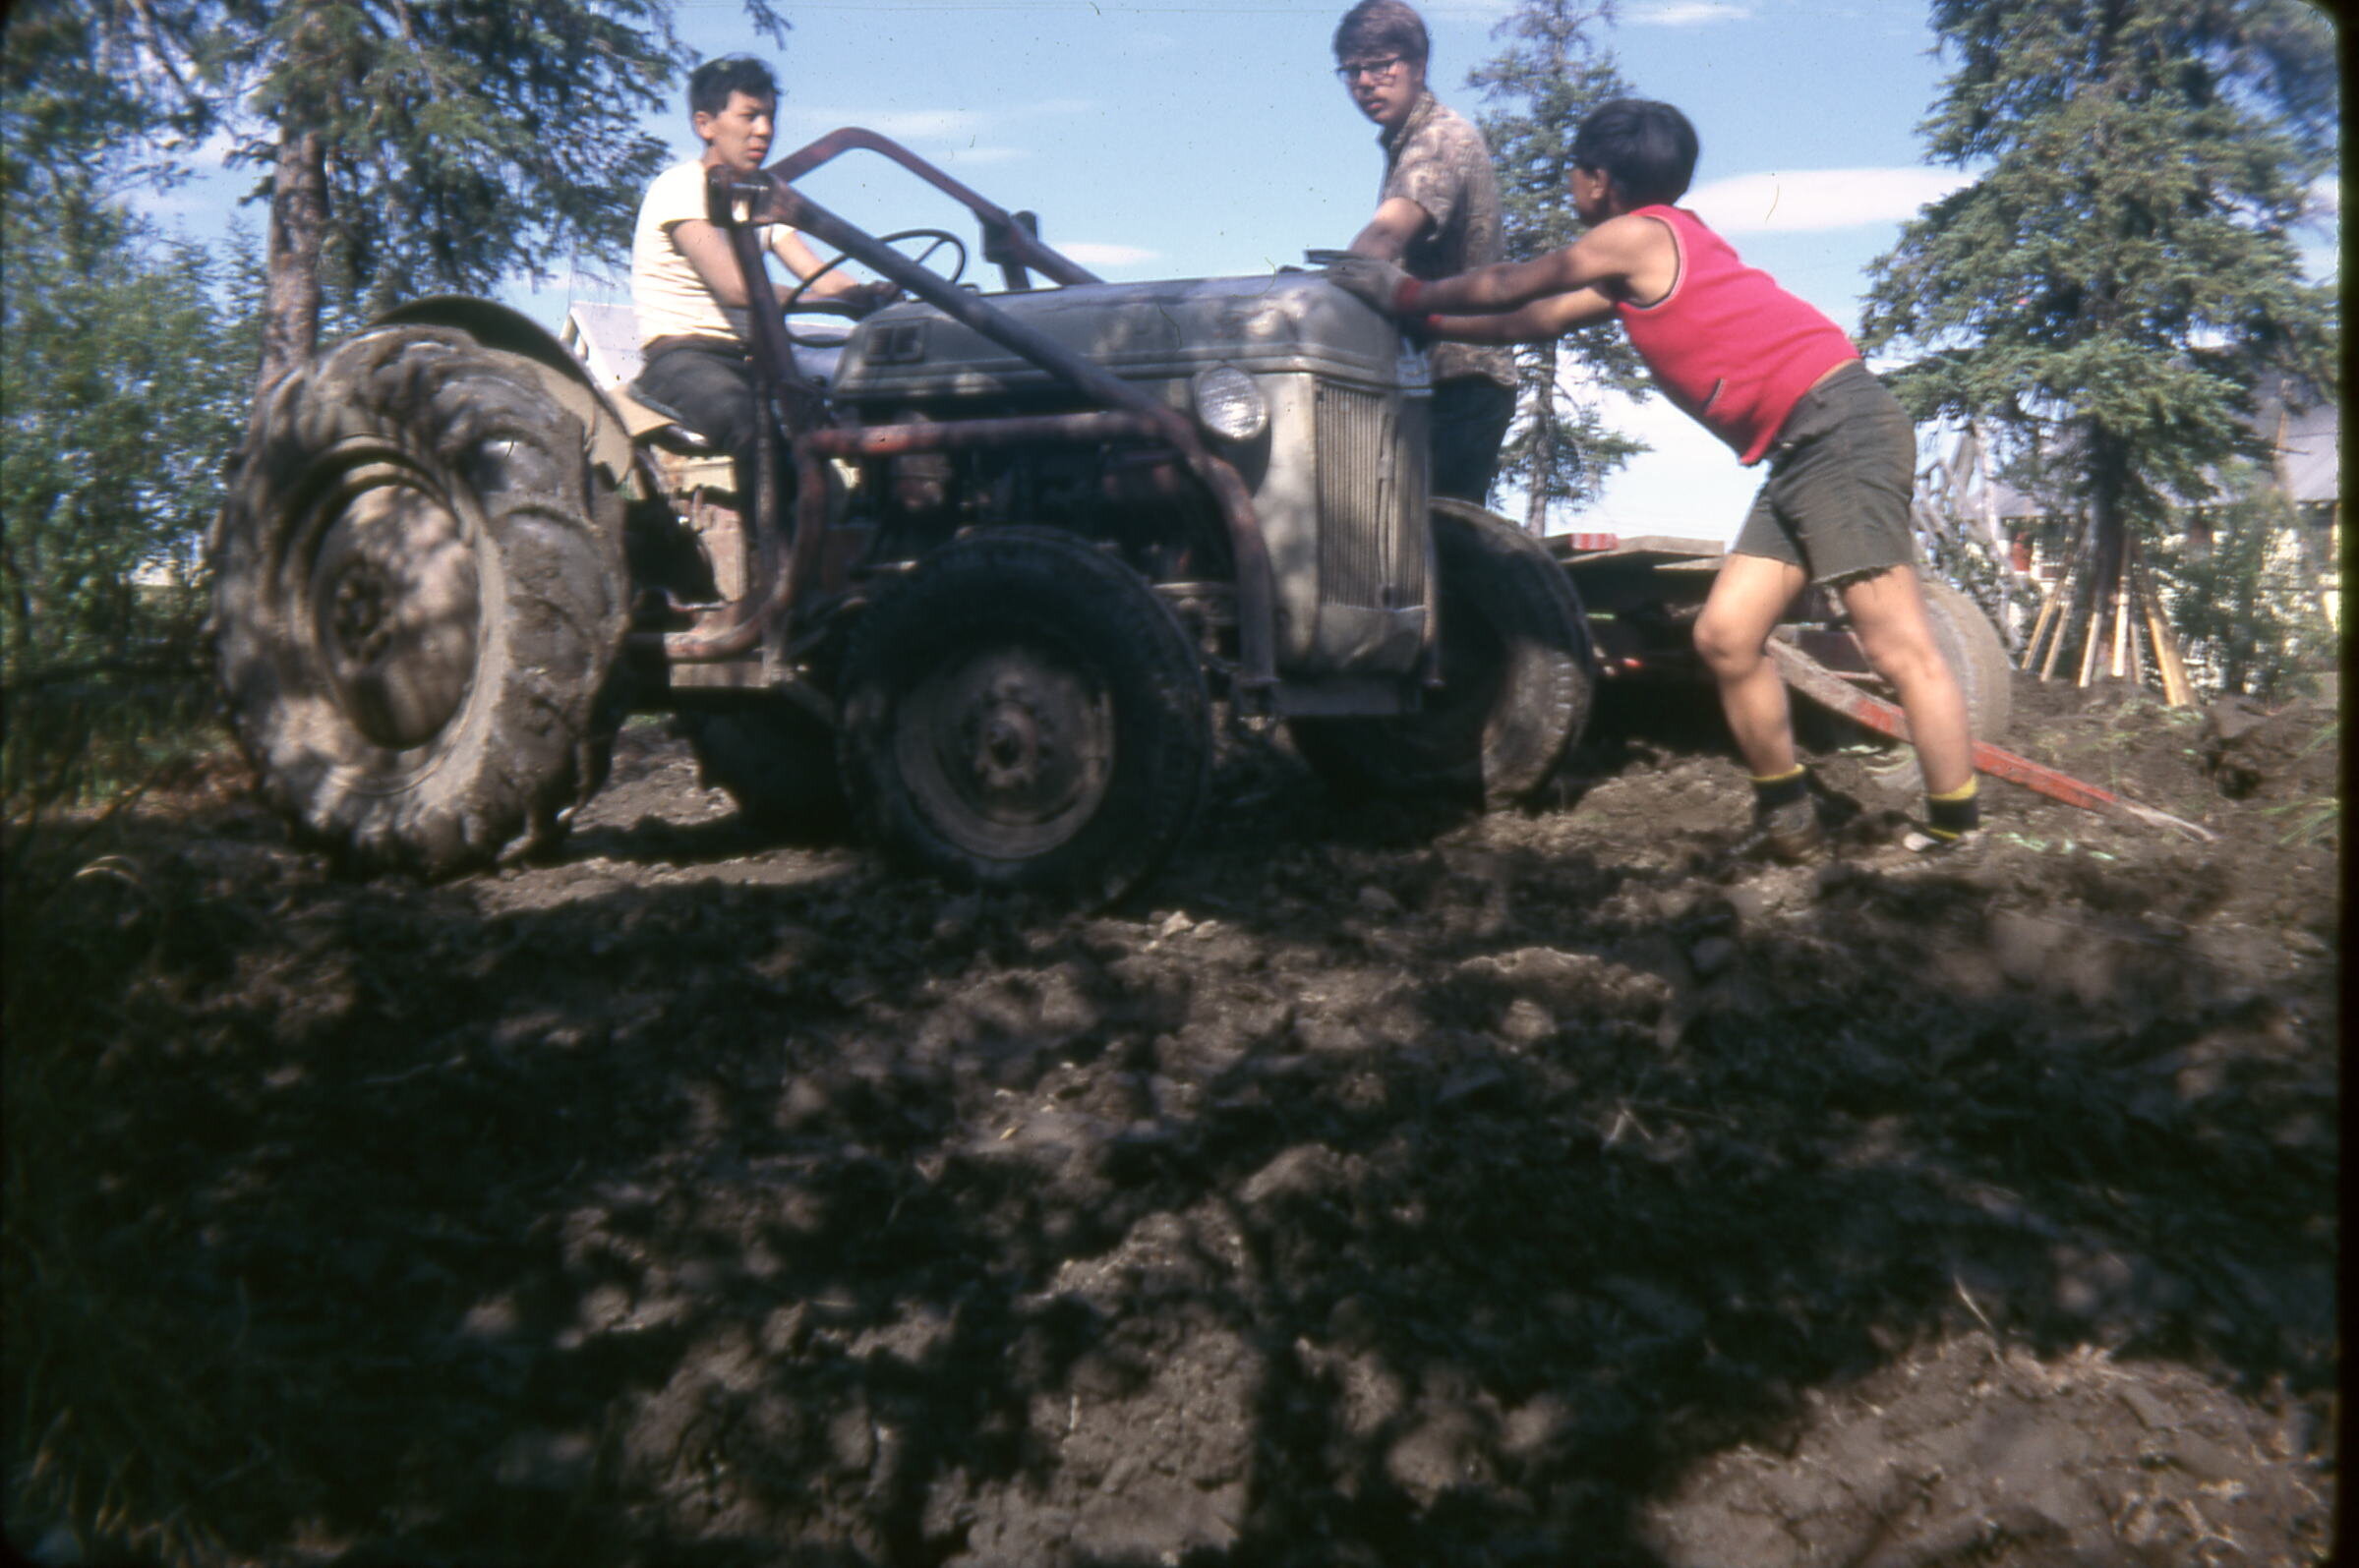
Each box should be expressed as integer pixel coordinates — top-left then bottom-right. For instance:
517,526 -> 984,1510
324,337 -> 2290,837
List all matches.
1766,641 -> 2217,842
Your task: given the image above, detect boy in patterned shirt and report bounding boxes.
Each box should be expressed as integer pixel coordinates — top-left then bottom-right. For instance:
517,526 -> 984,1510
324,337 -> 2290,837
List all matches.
1331,0 -> 1518,504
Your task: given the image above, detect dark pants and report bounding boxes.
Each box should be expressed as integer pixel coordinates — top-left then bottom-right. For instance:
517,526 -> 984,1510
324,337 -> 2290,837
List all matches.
635,336 -> 774,507
1731,363 -> 1917,586
1431,376 -> 1517,506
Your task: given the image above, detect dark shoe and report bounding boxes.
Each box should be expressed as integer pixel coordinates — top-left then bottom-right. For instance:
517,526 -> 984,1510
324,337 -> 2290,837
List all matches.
1734,796 -> 1826,863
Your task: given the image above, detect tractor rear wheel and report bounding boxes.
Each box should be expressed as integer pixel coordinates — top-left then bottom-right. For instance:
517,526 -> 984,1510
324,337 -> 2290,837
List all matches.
211,323 -> 628,877
1290,499 -> 1593,806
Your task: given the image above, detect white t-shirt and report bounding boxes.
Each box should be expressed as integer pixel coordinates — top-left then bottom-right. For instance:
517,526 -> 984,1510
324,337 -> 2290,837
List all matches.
630,159 -> 797,346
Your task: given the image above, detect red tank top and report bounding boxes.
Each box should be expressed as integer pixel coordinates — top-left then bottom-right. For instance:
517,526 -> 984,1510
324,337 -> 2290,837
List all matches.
1615,205 -> 1860,465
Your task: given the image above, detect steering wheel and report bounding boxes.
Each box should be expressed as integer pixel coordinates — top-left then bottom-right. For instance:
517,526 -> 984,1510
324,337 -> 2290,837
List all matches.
783,227 -> 969,346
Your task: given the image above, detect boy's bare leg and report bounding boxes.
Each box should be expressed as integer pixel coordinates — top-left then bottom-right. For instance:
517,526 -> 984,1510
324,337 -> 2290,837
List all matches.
1837,565 -> 1975,794
1693,551 -> 1810,776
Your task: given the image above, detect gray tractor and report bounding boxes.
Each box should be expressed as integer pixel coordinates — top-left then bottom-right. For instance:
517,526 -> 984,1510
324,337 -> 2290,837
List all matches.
210,130 -> 1592,902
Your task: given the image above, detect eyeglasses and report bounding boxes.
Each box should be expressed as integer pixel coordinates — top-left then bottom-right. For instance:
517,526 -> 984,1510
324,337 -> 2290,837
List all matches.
1334,56 -> 1407,85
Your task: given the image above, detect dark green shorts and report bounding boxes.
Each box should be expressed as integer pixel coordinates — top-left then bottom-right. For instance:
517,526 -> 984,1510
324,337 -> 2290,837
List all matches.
1730,362 -> 1917,586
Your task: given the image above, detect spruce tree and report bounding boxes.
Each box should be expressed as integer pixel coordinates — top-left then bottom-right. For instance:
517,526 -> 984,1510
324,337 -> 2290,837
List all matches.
1858,0 -> 2336,684
1468,0 -> 1650,532
8,0 -> 788,397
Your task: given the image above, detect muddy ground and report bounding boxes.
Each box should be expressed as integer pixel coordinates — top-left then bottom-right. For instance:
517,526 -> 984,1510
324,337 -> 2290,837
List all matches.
4,673 -> 2340,1567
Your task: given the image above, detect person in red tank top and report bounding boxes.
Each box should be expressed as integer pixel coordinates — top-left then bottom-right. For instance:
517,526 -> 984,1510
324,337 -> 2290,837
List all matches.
1323,98 -> 1981,858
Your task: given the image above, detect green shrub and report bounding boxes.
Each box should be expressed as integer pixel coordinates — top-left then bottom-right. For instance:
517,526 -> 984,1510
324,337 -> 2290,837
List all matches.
1,182 -> 252,816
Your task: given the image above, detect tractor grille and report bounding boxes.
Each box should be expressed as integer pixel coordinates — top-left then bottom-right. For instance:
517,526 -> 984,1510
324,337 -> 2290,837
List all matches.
1313,381 -> 1426,610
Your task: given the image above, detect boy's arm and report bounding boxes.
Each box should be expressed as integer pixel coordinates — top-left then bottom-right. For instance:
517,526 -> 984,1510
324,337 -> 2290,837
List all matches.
1428,286 -> 1620,343
665,218 -> 890,311
1417,249 -> 1590,315
1421,216 -> 1662,313
1344,197 -> 1430,261
671,217 -> 759,308
1328,213 -> 1661,317
771,227 -> 895,308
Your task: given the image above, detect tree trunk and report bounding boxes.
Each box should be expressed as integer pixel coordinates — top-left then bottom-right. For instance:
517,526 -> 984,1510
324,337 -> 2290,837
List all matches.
1522,341 -> 1555,536
258,124 -> 327,411
2081,428 -> 2131,685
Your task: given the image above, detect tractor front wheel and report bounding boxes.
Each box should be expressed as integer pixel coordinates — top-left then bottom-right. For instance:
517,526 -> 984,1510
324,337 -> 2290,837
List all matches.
838,528 -> 1210,902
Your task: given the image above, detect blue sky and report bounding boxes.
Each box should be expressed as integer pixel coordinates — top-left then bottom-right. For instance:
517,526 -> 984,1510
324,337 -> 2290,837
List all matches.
134,0 -> 2339,538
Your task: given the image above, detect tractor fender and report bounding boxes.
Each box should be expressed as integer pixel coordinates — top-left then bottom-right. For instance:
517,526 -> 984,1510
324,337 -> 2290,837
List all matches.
375,296 -> 639,492
1431,496 -> 1602,672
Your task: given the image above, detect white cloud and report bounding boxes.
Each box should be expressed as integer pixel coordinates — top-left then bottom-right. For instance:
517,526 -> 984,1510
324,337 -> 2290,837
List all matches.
769,101 -> 1102,173
1057,242 -> 1159,267
1685,167 -> 1974,233
1626,1 -> 1752,25
783,106 -> 990,142
2305,176 -> 2339,218
779,99 -> 1096,147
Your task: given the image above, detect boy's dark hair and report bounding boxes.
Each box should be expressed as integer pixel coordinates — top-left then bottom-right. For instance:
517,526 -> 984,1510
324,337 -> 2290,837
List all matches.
1332,0 -> 1429,67
1571,98 -> 1699,206
688,55 -> 778,119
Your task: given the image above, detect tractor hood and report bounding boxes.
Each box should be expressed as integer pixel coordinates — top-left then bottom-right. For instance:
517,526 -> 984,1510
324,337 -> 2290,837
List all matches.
830,272 -> 1428,404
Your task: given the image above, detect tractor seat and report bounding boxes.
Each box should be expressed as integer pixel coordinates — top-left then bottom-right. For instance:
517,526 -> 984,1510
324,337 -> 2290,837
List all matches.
617,381 -> 719,456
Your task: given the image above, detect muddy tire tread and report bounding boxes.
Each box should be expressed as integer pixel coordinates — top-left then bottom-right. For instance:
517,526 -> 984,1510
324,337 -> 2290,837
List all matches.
211,324 -> 627,878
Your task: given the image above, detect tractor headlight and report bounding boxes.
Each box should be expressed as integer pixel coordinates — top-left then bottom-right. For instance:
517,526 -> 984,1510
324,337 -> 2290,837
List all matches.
1190,366 -> 1268,442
